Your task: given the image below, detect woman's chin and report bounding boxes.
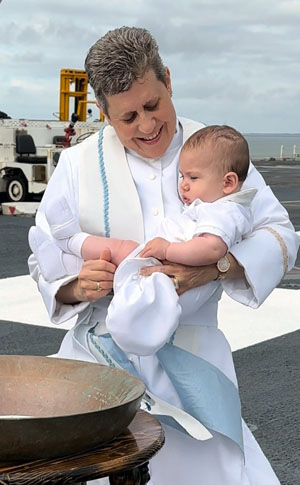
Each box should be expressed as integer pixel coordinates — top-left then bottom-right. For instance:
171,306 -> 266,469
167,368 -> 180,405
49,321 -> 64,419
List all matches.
134,136 -> 172,159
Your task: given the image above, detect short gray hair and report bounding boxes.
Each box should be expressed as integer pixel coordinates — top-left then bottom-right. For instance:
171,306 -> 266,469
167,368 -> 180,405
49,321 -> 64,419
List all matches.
85,26 -> 166,115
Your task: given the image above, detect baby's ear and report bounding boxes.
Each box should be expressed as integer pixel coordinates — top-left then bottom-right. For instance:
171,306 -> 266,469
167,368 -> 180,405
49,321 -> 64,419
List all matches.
223,172 -> 239,194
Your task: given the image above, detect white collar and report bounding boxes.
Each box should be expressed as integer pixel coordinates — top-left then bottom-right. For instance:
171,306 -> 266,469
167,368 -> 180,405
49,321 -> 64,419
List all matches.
186,188 -> 258,209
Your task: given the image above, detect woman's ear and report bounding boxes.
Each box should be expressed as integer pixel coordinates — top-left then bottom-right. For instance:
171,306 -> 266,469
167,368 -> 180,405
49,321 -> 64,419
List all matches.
96,101 -> 109,124
164,67 -> 172,96
223,172 -> 239,195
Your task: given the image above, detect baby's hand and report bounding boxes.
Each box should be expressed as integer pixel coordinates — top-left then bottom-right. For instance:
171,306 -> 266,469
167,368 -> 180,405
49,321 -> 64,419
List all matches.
139,237 -> 170,260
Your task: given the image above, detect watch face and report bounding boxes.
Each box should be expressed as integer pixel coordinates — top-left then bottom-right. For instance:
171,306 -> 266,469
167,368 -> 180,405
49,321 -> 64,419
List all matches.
217,257 -> 230,273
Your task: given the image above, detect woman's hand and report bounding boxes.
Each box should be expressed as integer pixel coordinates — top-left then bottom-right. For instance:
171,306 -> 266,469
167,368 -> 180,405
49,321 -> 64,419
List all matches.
139,253 -> 244,295
56,248 -> 116,304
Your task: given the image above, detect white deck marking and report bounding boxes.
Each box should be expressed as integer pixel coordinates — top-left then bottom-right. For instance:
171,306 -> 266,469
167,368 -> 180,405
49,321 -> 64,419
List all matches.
281,200 -> 300,204
0,275 -> 75,330
0,273 -> 299,351
218,289 -> 300,351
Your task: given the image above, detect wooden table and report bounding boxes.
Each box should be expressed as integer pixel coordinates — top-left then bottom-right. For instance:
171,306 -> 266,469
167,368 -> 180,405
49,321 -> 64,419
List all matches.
0,411 -> 164,485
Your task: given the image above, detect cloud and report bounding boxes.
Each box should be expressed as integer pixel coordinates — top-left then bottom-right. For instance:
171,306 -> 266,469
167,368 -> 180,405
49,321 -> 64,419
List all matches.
1,0 -> 300,131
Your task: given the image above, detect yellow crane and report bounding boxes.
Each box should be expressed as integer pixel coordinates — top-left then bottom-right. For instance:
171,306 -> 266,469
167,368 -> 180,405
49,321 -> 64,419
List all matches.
59,69 -> 105,122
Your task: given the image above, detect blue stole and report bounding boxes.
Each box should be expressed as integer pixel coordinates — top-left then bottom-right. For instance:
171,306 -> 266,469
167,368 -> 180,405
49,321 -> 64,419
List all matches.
90,331 -> 244,454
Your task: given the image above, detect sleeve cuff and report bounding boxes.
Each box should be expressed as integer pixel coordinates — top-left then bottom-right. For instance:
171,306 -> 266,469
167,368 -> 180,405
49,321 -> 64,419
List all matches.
223,228 -> 286,308
67,232 -> 90,257
38,274 -> 89,324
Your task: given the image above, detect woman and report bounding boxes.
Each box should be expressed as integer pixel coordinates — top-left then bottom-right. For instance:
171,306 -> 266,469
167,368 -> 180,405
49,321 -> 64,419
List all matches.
28,27 -> 299,484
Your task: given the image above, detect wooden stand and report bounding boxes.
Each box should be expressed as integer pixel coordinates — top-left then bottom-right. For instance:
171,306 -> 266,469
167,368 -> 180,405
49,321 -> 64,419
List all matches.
0,411 -> 164,484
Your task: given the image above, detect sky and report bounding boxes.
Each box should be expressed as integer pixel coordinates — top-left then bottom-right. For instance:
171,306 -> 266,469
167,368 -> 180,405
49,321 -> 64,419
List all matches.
1,0 -> 300,133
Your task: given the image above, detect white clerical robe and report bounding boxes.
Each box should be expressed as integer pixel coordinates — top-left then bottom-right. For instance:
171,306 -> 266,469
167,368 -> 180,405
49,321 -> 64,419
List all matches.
28,118 -> 299,485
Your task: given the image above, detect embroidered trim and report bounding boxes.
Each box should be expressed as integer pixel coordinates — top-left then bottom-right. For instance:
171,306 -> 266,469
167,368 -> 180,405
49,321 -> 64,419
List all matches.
98,128 -> 110,237
89,330 -> 115,368
264,227 -> 288,274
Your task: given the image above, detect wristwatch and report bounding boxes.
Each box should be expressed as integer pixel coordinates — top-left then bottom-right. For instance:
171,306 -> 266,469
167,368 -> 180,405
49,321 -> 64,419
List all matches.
215,255 -> 231,280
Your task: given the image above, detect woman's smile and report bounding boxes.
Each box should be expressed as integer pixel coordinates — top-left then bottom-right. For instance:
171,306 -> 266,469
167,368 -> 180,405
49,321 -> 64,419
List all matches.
137,126 -> 163,144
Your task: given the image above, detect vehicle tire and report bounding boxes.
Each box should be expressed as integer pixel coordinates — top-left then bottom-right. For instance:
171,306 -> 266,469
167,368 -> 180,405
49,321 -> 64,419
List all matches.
6,176 -> 28,202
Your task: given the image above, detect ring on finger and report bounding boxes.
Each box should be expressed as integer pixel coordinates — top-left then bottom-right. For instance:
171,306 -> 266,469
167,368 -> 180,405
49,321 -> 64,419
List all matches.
96,281 -> 102,291
172,276 -> 180,290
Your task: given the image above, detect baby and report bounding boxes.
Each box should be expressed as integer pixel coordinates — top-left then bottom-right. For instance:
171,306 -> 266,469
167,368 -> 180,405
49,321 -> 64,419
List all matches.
31,125 -> 256,282
139,124 -> 257,265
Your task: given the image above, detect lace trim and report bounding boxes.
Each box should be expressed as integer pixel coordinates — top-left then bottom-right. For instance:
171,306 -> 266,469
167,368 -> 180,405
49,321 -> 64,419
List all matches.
264,227 -> 288,274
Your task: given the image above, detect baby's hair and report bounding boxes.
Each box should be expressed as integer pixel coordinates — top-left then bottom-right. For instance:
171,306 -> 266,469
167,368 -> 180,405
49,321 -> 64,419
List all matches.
182,125 -> 250,181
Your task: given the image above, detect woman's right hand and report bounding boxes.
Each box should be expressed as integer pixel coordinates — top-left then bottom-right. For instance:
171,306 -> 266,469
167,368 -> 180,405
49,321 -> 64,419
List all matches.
56,248 -> 116,304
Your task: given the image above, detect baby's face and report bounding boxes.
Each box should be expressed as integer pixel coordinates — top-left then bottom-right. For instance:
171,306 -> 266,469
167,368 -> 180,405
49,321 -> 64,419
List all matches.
179,145 -> 224,204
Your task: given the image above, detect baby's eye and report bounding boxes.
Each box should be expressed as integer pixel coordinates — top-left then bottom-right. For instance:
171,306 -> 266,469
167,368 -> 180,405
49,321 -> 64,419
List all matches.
190,176 -> 199,180
178,173 -> 183,179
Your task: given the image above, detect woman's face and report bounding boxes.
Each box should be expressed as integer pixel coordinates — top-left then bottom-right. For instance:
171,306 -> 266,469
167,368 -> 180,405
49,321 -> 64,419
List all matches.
104,68 -> 176,159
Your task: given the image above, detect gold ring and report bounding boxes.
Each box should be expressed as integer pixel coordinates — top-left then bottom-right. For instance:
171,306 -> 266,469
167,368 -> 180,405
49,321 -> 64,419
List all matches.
173,277 -> 180,290
96,281 -> 101,291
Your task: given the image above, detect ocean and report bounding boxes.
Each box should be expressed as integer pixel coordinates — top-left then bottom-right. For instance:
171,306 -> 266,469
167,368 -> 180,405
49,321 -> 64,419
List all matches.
244,133 -> 300,160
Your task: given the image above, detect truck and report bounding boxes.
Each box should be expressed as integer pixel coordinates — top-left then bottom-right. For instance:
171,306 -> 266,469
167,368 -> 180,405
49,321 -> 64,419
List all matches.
0,118 -> 104,202
0,69 -> 105,202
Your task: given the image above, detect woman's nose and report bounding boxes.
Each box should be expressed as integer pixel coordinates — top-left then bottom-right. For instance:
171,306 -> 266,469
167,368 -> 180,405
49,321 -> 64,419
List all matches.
138,113 -> 156,134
